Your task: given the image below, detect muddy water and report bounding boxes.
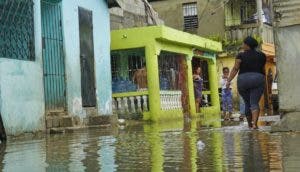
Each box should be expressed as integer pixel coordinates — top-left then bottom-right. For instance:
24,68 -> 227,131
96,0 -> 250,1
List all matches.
0,120 -> 299,172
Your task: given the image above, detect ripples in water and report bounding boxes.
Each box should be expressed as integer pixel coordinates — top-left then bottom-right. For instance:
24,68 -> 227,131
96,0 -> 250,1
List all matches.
0,120 -> 299,172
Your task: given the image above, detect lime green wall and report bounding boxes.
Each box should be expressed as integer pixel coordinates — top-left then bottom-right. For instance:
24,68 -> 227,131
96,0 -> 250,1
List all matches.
111,26 -> 222,122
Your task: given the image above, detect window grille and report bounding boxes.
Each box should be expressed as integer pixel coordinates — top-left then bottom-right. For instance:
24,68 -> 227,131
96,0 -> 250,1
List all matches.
158,51 -> 185,91
158,51 -> 189,111
111,48 -> 147,93
240,1 -> 257,24
0,0 -> 35,60
182,2 -> 198,30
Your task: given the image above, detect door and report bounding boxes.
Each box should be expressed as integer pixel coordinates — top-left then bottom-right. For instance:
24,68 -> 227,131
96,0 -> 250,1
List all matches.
78,7 -> 96,107
41,1 -> 66,111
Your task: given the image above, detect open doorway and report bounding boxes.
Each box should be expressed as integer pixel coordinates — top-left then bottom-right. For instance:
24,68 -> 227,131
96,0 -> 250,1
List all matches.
192,57 -> 211,108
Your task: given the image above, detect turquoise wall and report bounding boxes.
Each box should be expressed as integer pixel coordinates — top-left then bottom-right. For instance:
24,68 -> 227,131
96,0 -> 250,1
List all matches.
0,0 -> 45,135
0,0 -> 112,135
61,0 -> 112,117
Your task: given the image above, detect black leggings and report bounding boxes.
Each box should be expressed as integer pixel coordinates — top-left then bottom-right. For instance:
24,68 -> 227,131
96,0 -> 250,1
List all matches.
238,72 -> 265,116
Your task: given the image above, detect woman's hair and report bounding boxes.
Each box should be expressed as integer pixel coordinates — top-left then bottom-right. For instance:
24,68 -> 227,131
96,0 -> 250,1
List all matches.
244,36 -> 258,49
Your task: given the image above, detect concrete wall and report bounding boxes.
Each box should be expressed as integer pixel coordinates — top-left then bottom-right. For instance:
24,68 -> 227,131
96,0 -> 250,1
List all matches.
271,25 -> 300,131
275,25 -> 300,111
110,0 -> 163,29
61,0 -> 112,118
0,0 -> 45,135
150,0 -> 225,38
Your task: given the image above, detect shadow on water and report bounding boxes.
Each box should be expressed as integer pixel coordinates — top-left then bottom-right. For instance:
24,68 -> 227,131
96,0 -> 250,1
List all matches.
0,117 -> 299,171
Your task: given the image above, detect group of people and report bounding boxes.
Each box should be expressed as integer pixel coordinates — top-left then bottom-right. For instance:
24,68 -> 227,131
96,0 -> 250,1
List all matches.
193,36 -> 266,129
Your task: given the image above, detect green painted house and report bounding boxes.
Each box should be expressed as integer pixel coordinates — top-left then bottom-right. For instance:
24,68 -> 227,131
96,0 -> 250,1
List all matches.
111,26 -> 222,122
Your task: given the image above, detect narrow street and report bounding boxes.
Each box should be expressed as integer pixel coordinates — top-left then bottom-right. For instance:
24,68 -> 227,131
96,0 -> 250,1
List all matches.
0,120 -> 299,171
1,0 -> 300,171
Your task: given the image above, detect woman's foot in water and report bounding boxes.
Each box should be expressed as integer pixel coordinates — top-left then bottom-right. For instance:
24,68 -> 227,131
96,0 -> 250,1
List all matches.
251,110 -> 259,130
246,116 -> 253,128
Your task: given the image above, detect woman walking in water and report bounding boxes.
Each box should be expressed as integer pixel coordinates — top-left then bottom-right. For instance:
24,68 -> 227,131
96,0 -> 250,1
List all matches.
226,36 -> 266,129
193,66 -> 203,113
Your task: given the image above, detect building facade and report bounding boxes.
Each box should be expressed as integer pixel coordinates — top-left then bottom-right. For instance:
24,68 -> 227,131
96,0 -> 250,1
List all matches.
150,0 -> 276,114
111,26 -> 222,122
0,0 -> 118,135
150,0 -> 225,37
110,0 -> 163,30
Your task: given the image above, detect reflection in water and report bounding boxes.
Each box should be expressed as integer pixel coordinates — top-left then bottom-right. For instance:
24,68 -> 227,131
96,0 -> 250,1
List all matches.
0,120 -> 299,171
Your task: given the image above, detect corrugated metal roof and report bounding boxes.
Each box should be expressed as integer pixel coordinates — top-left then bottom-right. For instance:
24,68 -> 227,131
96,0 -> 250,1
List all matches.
273,0 -> 300,27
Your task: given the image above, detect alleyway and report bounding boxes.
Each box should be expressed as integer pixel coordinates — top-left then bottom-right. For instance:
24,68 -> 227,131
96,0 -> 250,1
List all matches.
0,120 -> 299,172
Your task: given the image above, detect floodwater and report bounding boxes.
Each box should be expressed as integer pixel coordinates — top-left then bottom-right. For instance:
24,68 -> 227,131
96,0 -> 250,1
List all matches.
0,119 -> 300,172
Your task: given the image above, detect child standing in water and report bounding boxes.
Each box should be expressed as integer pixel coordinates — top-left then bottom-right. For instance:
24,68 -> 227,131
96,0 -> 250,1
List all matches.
220,67 -> 233,120
193,66 -> 203,113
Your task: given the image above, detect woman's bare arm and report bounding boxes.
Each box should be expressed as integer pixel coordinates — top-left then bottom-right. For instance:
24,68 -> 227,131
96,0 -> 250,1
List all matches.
226,59 -> 241,88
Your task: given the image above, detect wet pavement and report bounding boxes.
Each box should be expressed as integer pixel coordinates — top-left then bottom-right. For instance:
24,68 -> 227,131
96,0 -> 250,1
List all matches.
0,119 -> 300,172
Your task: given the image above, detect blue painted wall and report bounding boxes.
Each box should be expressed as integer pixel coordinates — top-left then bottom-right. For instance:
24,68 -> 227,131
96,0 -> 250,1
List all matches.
0,0 -> 112,135
0,0 -> 45,135
61,0 -> 112,117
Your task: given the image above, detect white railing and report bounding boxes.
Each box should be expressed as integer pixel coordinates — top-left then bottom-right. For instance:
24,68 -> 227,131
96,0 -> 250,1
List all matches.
160,91 -> 182,110
112,94 -> 149,114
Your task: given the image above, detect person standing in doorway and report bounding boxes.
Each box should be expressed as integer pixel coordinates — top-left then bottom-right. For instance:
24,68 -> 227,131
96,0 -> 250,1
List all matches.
193,66 -> 203,113
220,67 -> 233,120
226,36 -> 266,129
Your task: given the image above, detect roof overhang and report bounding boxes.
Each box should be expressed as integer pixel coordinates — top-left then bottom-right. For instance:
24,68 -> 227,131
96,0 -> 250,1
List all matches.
111,26 -> 222,56
262,43 -> 275,57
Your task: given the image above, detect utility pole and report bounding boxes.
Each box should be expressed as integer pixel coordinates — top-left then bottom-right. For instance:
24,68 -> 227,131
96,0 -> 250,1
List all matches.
256,0 -> 263,35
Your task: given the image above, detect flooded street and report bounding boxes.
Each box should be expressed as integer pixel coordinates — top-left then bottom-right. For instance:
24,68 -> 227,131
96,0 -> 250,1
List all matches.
0,120 -> 299,172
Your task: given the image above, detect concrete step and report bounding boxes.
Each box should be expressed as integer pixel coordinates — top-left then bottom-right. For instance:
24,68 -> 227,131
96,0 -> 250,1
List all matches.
46,116 -> 73,129
84,107 -> 97,117
47,111 -> 67,117
88,115 -> 117,126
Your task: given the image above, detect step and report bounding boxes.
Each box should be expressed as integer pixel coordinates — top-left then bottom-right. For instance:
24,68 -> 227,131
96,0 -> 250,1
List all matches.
47,111 -> 67,117
88,115 -> 117,126
84,107 -> 98,117
46,116 -> 73,129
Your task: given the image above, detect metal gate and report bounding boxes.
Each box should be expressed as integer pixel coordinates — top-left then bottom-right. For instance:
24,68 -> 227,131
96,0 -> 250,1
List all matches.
41,1 -> 66,111
79,7 -> 96,107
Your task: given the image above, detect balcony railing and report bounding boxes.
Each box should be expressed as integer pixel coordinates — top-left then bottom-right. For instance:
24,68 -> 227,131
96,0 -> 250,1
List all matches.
225,23 -> 259,42
112,91 -> 149,115
225,23 -> 274,44
160,91 -> 182,110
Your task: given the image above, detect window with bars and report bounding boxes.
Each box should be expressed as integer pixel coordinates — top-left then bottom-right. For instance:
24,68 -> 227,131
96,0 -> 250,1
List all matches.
240,1 -> 257,24
158,51 -> 186,91
111,48 -> 147,93
0,0 -> 35,60
182,2 -> 198,30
